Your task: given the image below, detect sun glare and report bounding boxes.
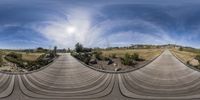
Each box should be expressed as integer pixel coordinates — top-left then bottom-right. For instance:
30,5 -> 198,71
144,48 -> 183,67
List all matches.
66,26 -> 76,34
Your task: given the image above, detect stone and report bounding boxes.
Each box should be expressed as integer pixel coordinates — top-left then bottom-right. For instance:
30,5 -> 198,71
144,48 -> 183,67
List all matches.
132,60 -> 137,65
107,59 -> 113,65
115,68 -> 122,71
90,59 -> 97,64
189,59 -> 199,66
113,63 -> 117,67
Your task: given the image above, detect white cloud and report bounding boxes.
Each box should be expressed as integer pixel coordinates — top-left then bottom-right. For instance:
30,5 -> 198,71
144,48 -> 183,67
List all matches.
33,7 -> 104,48
32,7 -> 177,48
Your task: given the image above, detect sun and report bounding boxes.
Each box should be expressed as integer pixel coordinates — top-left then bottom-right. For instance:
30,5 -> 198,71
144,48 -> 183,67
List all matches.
66,26 -> 77,34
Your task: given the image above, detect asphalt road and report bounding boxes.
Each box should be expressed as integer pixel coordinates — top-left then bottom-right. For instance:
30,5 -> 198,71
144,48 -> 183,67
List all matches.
0,50 -> 200,100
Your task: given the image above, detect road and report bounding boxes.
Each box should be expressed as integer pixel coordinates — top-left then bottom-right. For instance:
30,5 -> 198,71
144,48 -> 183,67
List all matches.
0,50 -> 200,100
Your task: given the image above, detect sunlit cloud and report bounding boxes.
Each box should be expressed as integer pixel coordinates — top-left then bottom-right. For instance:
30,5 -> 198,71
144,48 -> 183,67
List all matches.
0,0 -> 200,48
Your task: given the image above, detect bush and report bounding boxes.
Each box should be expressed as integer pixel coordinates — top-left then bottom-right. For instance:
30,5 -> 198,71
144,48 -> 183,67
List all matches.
130,53 -> 139,60
195,55 -> 200,62
7,52 -> 22,59
121,53 -> 140,66
5,52 -> 53,71
179,47 -> 183,51
5,52 -> 25,68
109,53 -> 116,58
83,48 -> 92,52
121,53 -> 133,66
83,57 -> 91,65
93,51 -> 103,60
5,56 -> 25,68
103,56 -> 110,61
36,47 -> 48,53
71,52 -> 92,65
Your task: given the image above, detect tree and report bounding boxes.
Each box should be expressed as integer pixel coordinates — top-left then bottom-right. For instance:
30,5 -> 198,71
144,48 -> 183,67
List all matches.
75,42 -> 83,53
179,47 -> 183,51
67,48 -> 71,53
36,47 -> 48,53
53,46 -> 57,56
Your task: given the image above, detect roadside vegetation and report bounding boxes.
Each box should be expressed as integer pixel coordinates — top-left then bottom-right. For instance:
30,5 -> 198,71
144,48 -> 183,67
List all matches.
0,46 -> 58,72
71,43 -> 163,71
171,47 -> 200,69
0,51 -> 3,67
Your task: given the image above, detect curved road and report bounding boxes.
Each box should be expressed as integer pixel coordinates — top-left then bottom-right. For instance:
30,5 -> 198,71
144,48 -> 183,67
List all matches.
0,50 -> 200,100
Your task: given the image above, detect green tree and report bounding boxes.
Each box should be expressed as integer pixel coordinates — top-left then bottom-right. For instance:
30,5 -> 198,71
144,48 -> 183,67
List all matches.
179,47 -> 183,51
75,42 -> 83,53
53,46 -> 57,56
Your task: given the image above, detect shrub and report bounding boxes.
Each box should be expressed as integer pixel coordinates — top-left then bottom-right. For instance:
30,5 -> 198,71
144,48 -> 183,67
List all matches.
179,47 -> 183,51
195,55 -> 200,62
130,53 -> 139,60
5,56 -> 25,68
83,48 -> 92,52
5,52 -> 25,68
71,52 -> 92,65
83,56 -> 91,65
93,51 -> 103,60
5,52 -> 53,71
103,56 -> 110,61
7,52 -> 22,59
121,53 -> 140,66
121,53 -> 133,66
109,53 -> 116,58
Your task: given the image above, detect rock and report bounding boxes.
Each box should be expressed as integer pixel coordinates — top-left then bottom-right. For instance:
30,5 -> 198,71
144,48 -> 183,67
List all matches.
113,63 -> 117,66
107,59 -> 113,65
189,59 -> 199,66
90,59 -> 97,64
132,60 -> 137,65
115,68 -> 122,71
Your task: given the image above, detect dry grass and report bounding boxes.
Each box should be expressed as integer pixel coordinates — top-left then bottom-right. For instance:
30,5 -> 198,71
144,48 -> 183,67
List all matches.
1,51 -> 43,61
21,53 -> 43,61
171,49 -> 198,63
101,49 -> 163,60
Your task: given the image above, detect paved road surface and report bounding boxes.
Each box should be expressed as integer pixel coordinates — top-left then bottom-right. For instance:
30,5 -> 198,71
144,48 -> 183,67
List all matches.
0,50 -> 200,100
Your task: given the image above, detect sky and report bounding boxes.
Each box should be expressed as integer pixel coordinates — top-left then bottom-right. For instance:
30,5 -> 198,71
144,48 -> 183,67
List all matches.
0,0 -> 200,49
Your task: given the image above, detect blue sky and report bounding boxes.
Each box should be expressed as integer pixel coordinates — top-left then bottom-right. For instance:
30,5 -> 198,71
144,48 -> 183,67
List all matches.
0,0 -> 200,49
